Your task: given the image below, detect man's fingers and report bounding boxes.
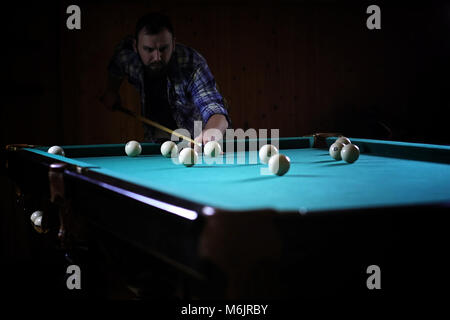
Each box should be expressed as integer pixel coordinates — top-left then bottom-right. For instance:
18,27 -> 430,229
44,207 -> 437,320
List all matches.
202,129 -> 223,145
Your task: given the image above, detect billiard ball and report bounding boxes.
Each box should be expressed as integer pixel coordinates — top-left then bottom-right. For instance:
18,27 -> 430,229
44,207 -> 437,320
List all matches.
176,142 -> 188,153
336,136 -> 351,145
268,154 -> 291,176
34,215 -> 42,227
48,146 -> 65,156
259,144 -> 279,164
341,143 -> 360,163
179,147 -> 198,167
329,142 -> 345,160
125,140 -> 142,157
160,141 -> 178,158
30,210 -> 43,223
204,141 -> 222,157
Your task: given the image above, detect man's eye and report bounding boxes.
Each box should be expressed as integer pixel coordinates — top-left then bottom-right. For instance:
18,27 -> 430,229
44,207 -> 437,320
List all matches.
160,47 -> 167,52
145,48 -> 154,52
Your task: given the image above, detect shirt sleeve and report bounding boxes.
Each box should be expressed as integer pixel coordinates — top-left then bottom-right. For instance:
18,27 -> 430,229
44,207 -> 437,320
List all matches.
188,63 -> 231,126
107,36 -> 140,80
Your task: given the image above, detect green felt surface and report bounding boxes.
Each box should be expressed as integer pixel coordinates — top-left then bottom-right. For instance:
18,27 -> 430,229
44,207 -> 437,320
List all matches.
63,148 -> 450,213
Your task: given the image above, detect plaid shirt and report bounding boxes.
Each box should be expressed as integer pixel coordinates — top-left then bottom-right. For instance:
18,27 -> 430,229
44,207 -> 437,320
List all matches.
108,36 -> 230,141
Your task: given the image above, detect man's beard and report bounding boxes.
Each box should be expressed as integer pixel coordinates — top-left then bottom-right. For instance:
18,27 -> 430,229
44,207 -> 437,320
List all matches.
145,61 -> 168,78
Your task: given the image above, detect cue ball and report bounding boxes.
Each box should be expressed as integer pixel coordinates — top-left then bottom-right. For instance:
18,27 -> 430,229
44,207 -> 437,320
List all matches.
336,136 -> 351,145
204,141 -> 222,157
268,154 -> 291,176
341,143 -> 360,163
160,141 -> 178,158
48,146 -> 65,156
329,142 -> 345,160
125,140 -> 142,157
259,144 -> 279,164
179,148 -> 198,167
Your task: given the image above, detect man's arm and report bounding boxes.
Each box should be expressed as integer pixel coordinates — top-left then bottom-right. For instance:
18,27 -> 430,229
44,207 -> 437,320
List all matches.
188,64 -> 231,151
100,36 -> 137,109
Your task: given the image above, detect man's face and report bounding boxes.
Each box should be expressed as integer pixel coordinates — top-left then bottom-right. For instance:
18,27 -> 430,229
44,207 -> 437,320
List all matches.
134,28 -> 175,75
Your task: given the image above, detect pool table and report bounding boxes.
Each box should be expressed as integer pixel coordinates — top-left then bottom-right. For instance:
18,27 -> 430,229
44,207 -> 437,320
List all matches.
4,135 -> 450,299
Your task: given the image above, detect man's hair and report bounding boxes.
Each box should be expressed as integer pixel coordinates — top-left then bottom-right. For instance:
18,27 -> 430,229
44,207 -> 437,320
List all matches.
135,13 -> 175,41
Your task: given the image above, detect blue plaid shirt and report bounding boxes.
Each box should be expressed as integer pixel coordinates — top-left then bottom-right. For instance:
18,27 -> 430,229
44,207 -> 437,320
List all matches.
108,36 -> 230,141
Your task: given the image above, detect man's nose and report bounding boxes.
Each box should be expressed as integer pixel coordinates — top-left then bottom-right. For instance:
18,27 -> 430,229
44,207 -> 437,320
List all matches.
152,50 -> 161,62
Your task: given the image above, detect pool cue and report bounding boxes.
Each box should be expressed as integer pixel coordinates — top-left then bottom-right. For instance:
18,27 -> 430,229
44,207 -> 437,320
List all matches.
112,103 -> 201,147
5,144 -> 41,151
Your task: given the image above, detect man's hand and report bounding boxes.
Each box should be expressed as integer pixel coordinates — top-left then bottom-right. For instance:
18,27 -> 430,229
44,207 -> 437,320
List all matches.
193,129 -> 222,153
193,114 -> 228,153
100,90 -> 121,110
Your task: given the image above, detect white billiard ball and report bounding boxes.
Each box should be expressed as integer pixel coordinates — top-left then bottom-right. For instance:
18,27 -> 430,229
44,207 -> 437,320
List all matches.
179,148 -> 198,167
30,210 -> 43,223
336,136 -> 351,145
204,141 -> 222,157
329,142 -> 345,160
268,154 -> 291,176
160,141 -> 178,158
259,144 -> 279,164
48,146 -> 65,156
125,140 -> 142,157
34,216 -> 42,227
341,143 -> 360,163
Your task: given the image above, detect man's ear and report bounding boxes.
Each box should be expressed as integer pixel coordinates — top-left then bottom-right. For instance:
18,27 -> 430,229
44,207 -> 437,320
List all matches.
133,38 -> 137,52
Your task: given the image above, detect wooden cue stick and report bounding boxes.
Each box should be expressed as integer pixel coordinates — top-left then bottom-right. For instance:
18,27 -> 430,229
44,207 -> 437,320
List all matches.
113,104 -> 201,147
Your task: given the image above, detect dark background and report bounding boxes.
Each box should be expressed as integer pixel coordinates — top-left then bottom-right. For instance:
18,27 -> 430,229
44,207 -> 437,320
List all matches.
1,0 -> 449,300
